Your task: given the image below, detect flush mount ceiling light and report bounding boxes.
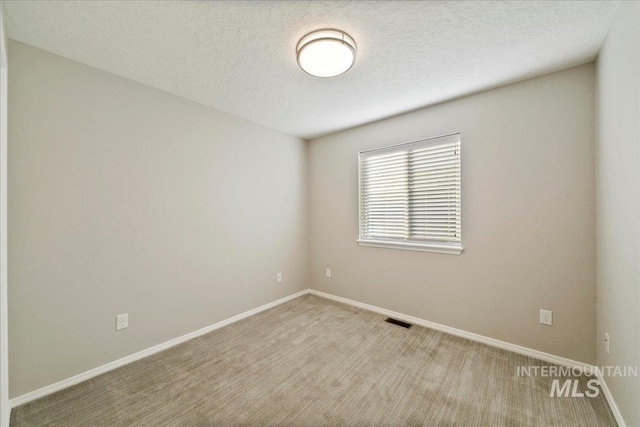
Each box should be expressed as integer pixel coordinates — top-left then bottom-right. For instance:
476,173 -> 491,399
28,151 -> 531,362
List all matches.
296,29 -> 357,78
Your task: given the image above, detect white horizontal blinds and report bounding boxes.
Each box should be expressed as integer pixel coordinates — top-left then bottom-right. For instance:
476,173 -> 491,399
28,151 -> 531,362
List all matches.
360,134 -> 461,245
360,150 -> 409,240
407,135 -> 461,243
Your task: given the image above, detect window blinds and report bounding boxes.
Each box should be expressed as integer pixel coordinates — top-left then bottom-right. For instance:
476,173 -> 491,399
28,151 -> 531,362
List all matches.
358,133 -> 461,249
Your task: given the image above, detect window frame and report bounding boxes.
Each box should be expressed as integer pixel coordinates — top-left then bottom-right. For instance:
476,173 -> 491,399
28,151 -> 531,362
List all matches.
357,133 -> 463,255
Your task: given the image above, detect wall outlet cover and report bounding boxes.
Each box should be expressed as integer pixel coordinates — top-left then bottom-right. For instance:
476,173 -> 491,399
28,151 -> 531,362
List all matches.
116,313 -> 128,330
539,309 -> 552,326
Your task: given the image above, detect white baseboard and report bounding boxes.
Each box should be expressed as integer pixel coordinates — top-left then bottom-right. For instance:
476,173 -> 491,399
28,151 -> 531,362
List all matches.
9,289 -> 310,408
596,372 -> 626,427
308,289 -> 594,370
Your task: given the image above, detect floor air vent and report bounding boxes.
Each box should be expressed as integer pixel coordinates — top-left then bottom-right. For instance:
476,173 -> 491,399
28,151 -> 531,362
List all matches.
385,317 -> 412,329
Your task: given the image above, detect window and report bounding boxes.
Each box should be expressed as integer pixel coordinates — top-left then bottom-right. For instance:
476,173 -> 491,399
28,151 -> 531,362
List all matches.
358,133 -> 462,254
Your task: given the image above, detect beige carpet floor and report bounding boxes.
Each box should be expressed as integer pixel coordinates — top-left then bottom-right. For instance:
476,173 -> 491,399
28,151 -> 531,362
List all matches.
11,294 -> 616,426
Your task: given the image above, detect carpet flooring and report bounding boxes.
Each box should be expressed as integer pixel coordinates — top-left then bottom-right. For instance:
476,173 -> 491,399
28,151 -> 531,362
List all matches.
11,294 -> 616,426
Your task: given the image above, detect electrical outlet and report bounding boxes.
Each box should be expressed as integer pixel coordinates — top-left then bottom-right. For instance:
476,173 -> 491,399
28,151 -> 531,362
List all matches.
277,272 -> 282,283
540,309 -> 552,326
326,268 -> 331,278
116,313 -> 128,331
604,333 -> 610,354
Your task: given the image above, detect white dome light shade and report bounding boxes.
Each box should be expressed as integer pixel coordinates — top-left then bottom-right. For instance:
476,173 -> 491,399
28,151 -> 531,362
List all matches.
296,29 -> 356,77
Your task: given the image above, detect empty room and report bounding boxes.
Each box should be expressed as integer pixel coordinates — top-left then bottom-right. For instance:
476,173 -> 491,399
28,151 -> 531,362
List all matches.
0,0 -> 638,426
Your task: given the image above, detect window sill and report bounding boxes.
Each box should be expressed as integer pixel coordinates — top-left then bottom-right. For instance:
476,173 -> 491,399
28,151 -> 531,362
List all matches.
356,239 -> 463,255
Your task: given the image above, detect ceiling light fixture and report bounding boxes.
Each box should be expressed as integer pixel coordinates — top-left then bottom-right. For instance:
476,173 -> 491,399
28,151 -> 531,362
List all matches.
296,29 -> 357,78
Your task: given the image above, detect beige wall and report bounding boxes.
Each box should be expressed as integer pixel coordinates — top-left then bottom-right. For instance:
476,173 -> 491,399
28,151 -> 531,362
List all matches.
7,41 -> 309,398
596,2 -> 640,425
0,2 -> 9,424
309,64 -> 596,364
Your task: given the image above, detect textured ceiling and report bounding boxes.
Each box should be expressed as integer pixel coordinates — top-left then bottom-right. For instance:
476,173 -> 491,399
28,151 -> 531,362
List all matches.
4,1 -> 620,139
